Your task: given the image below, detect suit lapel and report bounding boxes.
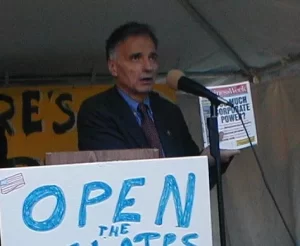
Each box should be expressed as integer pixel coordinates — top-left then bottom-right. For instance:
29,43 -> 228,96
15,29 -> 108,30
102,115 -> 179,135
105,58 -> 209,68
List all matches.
107,87 -> 149,148
150,93 -> 179,157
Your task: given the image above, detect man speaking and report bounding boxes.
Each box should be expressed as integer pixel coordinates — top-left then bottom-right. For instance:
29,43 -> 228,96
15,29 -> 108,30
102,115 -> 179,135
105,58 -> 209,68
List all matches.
77,22 -> 239,188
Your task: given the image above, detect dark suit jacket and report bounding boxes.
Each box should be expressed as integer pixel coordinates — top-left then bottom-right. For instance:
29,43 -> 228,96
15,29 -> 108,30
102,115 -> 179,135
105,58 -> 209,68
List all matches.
77,86 -> 225,188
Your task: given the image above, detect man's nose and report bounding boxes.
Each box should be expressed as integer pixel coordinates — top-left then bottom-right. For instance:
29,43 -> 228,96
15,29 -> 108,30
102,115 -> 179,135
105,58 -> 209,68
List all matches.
143,58 -> 155,71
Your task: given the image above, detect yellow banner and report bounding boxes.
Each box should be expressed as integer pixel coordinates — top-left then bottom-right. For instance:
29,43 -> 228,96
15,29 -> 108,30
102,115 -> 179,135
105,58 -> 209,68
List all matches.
0,84 -> 176,167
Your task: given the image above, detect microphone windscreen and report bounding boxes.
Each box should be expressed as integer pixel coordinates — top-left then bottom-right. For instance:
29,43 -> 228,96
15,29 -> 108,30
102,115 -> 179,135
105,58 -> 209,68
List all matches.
166,69 -> 185,90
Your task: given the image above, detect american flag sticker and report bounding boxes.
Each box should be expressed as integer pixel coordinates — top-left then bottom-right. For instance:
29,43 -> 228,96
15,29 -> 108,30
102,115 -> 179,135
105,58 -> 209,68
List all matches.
0,173 -> 25,194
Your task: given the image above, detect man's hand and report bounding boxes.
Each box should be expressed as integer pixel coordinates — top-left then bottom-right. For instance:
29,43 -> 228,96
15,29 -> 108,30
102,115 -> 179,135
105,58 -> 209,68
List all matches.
201,147 -> 240,166
200,131 -> 240,167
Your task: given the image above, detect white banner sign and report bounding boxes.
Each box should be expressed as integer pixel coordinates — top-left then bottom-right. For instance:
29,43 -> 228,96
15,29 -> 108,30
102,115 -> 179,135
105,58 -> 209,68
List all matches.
0,156 -> 212,246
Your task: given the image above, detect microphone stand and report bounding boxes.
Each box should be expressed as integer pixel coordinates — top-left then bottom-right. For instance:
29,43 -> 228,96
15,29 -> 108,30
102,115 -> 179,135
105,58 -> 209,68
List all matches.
207,101 -> 227,246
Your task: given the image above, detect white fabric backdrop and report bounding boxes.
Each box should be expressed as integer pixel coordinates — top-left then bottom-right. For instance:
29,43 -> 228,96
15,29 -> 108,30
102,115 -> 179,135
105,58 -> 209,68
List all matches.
178,76 -> 300,246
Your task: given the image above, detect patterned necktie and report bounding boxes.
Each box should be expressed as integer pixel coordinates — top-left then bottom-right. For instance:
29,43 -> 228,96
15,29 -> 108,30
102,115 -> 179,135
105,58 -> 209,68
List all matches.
138,103 -> 164,157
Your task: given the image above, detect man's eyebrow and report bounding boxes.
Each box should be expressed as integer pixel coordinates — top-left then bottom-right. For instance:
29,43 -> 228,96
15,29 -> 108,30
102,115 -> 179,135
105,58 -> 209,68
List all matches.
129,52 -> 142,58
150,51 -> 158,57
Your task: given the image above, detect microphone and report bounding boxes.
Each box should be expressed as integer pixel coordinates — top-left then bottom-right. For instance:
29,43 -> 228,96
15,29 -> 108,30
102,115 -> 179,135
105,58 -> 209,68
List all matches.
166,69 -> 234,107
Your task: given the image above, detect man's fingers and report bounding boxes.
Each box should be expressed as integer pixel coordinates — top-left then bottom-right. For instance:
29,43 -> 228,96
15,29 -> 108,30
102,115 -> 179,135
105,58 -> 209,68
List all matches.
222,149 -> 241,155
220,149 -> 241,162
201,146 -> 241,166
219,131 -> 224,141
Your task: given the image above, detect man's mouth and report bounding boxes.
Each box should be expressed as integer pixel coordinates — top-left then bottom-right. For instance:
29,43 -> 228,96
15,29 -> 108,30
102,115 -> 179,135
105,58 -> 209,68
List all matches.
140,77 -> 154,82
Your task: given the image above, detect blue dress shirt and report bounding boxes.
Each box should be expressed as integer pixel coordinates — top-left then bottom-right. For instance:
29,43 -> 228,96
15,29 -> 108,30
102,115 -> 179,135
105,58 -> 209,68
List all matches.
117,88 -> 154,126
117,87 -> 165,156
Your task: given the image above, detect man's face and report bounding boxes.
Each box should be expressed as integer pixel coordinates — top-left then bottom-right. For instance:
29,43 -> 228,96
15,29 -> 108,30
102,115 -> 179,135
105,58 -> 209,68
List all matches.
108,35 -> 158,99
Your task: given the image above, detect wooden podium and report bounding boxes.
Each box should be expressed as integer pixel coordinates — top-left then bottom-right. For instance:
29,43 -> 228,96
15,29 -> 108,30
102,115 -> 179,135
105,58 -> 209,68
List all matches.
45,148 -> 160,165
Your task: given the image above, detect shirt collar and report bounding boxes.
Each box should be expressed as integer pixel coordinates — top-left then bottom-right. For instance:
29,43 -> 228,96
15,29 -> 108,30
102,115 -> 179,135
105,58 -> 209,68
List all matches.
117,87 -> 151,113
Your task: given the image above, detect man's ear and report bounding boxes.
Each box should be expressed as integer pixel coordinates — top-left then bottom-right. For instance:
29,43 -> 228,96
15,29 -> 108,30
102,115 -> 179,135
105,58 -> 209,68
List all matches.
108,59 -> 117,77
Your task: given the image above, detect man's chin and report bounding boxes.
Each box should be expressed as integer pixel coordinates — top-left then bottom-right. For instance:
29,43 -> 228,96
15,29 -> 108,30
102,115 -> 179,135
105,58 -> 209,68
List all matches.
137,84 -> 154,94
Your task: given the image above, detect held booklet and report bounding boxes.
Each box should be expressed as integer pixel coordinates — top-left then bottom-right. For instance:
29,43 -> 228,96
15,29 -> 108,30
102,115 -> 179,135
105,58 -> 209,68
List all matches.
199,81 -> 258,150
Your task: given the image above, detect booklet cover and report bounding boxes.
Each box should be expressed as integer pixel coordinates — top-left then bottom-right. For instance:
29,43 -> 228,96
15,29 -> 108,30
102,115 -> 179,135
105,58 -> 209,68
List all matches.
199,81 -> 258,150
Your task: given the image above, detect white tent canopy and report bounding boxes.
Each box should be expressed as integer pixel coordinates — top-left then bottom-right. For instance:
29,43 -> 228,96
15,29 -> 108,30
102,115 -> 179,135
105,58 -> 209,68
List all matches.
1,0 -> 300,85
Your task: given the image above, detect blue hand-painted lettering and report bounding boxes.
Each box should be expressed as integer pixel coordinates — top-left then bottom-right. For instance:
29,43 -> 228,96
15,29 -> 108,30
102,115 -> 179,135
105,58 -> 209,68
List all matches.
99,223 -> 131,237
133,232 -> 161,246
109,225 -> 119,237
70,240 -> 98,246
182,233 -> 199,246
120,223 -> 131,235
78,181 -> 112,228
121,238 -> 133,246
155,173 -> 196,228
113,178 -> 145,223
99,225 -> 108,236
22,185 -> 66,231
163,233 -> 177,245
